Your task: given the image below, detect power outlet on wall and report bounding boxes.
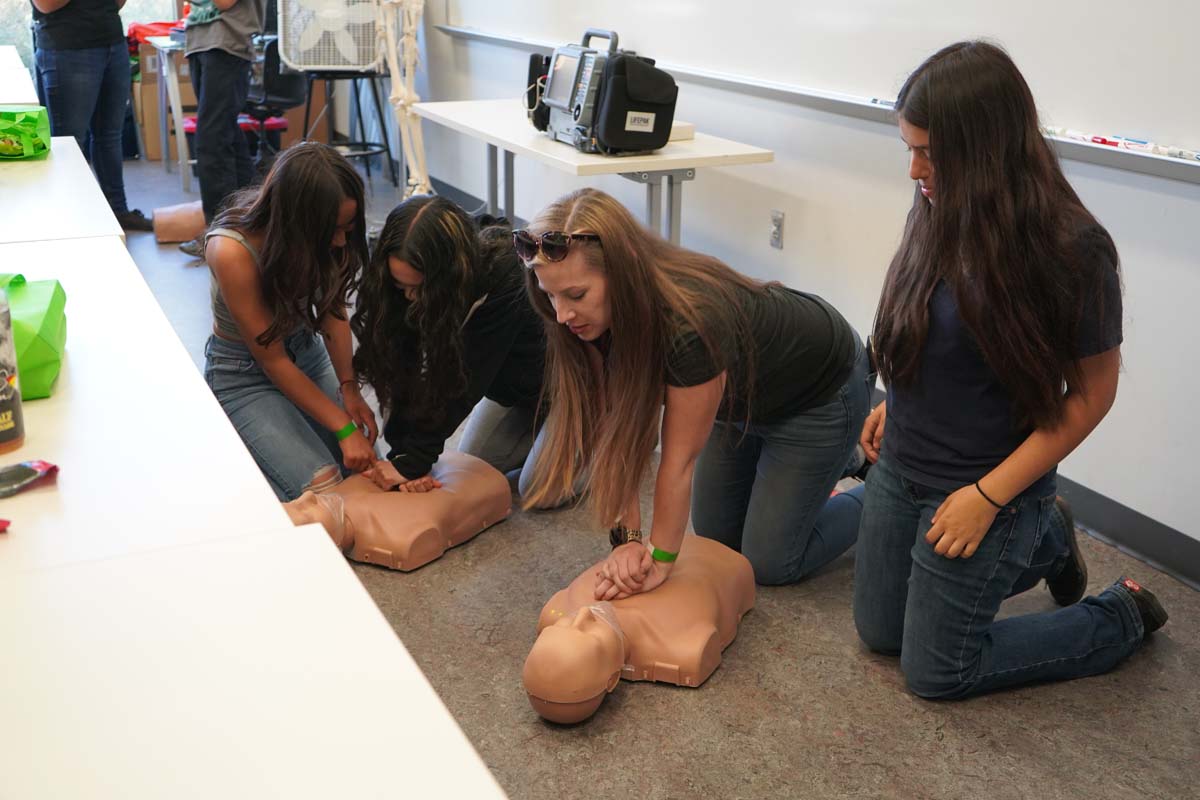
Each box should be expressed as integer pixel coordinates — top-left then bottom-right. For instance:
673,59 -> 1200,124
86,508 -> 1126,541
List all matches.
769,210 -> 784,249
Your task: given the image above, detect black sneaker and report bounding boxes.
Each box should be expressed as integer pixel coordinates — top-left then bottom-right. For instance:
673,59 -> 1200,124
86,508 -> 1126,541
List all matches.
117,209 -> 155,232
1116,576 -> 1169,636
178,236 -> 205,259
1046,497 -> 1087,606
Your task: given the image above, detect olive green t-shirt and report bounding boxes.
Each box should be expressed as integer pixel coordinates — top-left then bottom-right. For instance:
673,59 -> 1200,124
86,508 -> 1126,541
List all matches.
665,283 -> 856,424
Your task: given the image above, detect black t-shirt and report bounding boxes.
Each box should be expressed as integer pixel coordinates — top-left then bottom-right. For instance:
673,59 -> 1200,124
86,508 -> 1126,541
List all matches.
383,261 -> 545,479
883,225 -> 1122,495
32,0 -> 125,50
665,283 -> 857,424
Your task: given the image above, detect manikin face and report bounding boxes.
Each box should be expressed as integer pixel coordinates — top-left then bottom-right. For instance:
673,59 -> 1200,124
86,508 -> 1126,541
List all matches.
525,606 -> 624,701
331,198 -> 357,248
899,117 -> 934,204
532,249 -> 611,342
388,256 -> 424,302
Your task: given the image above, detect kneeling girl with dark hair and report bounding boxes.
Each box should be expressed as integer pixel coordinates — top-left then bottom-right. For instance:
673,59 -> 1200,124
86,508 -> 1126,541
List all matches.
853,40 -> 1168,700
352,196 -> 546,493
204,142 -> 377,500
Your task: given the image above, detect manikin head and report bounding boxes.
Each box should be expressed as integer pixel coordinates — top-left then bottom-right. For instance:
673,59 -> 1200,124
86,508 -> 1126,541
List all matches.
522,605 -> 625,724
283,491 -> 354,550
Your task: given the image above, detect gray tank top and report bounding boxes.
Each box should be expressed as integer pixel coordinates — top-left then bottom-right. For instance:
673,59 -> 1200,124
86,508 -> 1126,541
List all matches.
207,227 -> 260,342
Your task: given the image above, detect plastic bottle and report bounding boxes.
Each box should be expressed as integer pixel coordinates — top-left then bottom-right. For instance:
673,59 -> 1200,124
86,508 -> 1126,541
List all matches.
0,290 -> 26,454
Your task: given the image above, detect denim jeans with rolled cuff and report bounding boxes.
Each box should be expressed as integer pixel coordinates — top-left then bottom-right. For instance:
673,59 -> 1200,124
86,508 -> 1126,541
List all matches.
204,330 -> 348,501
851,454 -> 1144,699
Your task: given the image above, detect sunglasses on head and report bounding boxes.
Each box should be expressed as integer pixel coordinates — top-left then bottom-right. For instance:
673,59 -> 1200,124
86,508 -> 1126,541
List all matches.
512,229 -> 602,264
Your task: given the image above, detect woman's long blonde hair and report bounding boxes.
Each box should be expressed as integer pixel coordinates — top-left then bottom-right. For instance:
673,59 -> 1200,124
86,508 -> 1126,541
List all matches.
521,188 -> 763,527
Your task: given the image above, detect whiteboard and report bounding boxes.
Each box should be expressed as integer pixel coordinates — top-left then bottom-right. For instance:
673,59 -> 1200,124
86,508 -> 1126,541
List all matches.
446,1 -> 1199,150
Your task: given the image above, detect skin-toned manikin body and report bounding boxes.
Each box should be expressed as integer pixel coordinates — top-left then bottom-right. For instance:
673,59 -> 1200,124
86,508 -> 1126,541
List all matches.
284,451 -> 511,570
523,536 -> 755,723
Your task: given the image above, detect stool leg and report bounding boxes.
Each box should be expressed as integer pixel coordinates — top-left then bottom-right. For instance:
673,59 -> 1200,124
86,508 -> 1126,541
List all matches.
369,76 -> 398,188
302,75 -> 314,141
353,78 -> 371,183
326,78 -> 334,145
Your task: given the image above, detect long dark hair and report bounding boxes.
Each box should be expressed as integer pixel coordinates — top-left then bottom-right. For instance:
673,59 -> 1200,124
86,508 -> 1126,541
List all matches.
873,40 -> 1119,429
351,195 -> 516,422
521,188 -> 762,524
213,142 -> 368,347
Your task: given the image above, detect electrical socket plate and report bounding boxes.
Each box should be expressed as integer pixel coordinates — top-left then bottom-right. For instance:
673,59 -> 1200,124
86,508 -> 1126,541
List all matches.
770,210 -> 784,249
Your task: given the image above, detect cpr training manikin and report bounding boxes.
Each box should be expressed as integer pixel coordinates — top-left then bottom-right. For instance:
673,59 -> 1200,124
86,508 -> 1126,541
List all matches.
524,535 -> 756,723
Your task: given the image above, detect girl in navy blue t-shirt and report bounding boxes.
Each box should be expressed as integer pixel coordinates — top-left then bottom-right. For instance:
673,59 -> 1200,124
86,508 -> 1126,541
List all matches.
852,40 -> 1168,700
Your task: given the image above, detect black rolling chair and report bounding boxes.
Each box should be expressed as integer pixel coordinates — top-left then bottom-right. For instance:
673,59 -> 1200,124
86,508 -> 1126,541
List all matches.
245,36 -> 307,168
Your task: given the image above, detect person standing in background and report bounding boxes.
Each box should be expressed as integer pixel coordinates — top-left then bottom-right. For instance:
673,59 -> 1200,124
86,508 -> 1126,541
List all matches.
31,0 -> 155,231
178,0 -> 265,259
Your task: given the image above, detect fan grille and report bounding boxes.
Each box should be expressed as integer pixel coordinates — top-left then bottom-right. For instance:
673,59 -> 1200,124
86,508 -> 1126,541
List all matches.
278,0 -> 381,71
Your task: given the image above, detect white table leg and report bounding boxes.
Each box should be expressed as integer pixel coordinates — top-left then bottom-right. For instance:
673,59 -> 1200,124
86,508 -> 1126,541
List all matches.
622,168 -> 694,241
162,49 -> 191,192
503,150 -> 514,221
645,178 -> 662,236
486,144 -> 498,215
157,52 -> 169,174
666,172 -> 684,245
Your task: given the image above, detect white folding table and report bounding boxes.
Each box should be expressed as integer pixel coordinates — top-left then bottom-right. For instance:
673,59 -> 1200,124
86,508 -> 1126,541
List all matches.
0,137 -> 124,244
0,45 -> 26,74
0,46 -> 37,105
0,523 -> 507,799
413,98 -> 773,243
0,236 -> 290,576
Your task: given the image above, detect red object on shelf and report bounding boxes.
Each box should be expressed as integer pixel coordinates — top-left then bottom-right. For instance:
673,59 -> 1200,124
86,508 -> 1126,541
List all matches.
182,115 -> 290,135
126,21 -> 186,45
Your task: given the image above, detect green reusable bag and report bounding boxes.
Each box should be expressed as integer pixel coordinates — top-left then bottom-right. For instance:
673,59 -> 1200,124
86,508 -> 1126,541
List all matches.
0,275 -> 67,399
0,106 -> 51,160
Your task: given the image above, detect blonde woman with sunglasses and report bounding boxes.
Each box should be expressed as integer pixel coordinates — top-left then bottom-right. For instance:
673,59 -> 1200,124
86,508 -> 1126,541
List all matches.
517,188 -> 871,600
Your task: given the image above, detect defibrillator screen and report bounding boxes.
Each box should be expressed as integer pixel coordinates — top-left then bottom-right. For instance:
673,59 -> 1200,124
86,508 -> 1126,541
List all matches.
545,52 -> 579,109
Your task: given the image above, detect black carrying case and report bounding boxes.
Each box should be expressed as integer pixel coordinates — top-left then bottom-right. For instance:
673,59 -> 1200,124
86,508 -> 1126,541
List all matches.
594,53 -> 678,153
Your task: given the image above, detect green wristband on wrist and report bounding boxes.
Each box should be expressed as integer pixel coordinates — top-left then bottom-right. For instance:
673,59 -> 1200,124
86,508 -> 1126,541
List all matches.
334,421 -> 358,441
646,541 -> 678,563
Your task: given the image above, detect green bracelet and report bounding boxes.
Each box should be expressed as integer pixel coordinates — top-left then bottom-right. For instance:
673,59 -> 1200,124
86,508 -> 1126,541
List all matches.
334,421 -> 358,441
646,542 -> 678,563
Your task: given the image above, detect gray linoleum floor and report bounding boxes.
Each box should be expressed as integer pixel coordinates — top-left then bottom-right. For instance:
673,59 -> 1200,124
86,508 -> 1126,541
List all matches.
121,157 -> 1199,800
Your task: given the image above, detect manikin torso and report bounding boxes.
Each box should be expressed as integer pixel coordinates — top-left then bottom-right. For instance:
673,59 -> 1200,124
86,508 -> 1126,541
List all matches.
523,535 -> 755,723
284,451 -> 512,571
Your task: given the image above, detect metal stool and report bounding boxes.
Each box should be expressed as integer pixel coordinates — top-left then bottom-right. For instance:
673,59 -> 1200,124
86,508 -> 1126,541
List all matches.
302,71 -> 398,188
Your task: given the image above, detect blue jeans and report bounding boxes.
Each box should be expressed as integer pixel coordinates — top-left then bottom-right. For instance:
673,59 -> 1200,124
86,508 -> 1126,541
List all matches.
458,397 -> 540,475
34,41 -> 131,215
188,49 -> 254,223
852,455 -> 1145,699
204,331 -> 347,501
691,336 -> 872,585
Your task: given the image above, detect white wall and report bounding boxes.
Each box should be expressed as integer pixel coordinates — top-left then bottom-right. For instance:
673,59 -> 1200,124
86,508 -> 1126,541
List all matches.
413,4 -> 1199,540
444,1 -> 1200,149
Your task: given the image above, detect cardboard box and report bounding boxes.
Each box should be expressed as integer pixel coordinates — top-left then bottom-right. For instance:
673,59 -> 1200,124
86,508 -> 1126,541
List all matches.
281,78 -> 328,147
137,43 -> 198,105
138,79 -> 192,162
